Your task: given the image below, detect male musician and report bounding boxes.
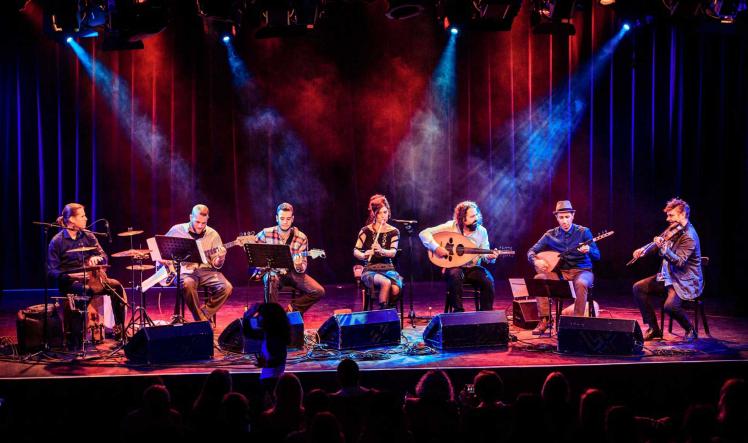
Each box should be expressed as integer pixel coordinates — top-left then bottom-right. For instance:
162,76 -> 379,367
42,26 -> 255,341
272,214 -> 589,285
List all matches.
419,201 -> 498,311
255,202 -> 325,315
632,198 -> 703,341
47,202 -> 127,339
527,200 -> 600,334
163,204 -> 233,322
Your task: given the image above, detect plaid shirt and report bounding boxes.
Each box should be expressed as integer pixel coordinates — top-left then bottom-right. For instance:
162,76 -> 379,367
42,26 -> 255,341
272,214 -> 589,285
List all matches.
256,226 -> 309,273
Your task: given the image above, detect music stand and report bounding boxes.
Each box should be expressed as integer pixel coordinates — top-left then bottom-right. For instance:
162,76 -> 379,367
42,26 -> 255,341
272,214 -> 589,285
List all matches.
524,278 -> 576,334
243,243 -> 294,304
155,235 -> 206,324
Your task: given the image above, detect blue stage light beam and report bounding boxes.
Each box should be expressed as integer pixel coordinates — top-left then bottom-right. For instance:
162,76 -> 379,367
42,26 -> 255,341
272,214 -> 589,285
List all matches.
67,40 -> 192,188
393,32 -> 458,218
471,27 -> 630,238
221,39 -> 328,212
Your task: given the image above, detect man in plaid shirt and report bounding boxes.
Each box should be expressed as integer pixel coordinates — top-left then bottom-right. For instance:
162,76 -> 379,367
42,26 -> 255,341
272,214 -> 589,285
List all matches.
255,202 -> 325,315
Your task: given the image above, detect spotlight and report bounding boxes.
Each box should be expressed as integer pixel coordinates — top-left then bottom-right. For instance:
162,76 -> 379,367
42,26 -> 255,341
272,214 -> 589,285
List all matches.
450,26 -> 459,34
104,0 -> 168,50
222,34 -> 231,43
66,36 -> 73,43
622,22 -> 630,30
705,0 -> 747,23
197,0 -> 247,39
385,0 -> 427,20
254,0 -> 321,38
530,0 -> 578,34
437,0 -> 522,32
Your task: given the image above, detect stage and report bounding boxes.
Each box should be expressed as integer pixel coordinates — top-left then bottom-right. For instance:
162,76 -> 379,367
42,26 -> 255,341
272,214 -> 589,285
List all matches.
2,281 -> 746,380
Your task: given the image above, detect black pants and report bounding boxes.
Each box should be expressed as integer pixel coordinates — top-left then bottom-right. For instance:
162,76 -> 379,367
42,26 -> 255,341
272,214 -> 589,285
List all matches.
633,275 -> 693,332
265,271 -> 325,314
445,266 -> 494,311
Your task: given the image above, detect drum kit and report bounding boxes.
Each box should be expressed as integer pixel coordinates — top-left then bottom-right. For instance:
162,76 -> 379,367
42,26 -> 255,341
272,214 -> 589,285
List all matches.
55,227 -> 159,354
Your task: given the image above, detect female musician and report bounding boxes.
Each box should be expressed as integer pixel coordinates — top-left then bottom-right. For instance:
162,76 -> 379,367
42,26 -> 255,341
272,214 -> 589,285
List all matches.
353,195 -> 403,310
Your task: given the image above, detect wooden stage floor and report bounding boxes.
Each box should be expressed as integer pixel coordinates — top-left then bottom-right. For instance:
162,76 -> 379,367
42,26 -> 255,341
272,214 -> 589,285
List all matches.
1,281 -> 747,380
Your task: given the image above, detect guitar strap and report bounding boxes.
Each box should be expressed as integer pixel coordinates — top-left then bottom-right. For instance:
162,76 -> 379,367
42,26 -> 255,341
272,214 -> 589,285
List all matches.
284,227 -> 296,246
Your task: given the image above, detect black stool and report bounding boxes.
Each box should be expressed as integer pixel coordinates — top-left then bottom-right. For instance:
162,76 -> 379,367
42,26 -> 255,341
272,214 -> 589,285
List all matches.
444,283 -> 481,313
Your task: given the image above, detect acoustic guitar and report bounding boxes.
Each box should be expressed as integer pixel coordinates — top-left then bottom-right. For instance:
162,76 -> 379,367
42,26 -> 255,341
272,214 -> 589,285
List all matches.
428,231 -> 515,268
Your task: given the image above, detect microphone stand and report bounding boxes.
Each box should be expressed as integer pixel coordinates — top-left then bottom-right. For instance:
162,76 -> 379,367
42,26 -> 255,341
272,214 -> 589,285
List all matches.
394,219 -> 420,328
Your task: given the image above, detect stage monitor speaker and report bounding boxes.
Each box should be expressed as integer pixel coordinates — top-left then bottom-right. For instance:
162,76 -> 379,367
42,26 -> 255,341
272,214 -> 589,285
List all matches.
124,321 -> 214,363
512,299 -> 539,329
423,311 -> 510,350
217,311 -> 304,353
557,316 -> 644,355
317,309 -> 401,350
16,304 -> 64,353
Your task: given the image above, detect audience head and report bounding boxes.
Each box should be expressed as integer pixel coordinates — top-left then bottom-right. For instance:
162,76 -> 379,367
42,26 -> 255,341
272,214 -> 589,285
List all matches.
304,389 -> 331,418
221,392 -> 250,428
197,369 -> 232,402
718,378 -> 747,424
683,403 -> 716,443
274,373 -> 304,410
473,370 -> 504,405
579,388 -> 608,430
309,412 -> 344,443
605,405 -> 637,443
142,384 -> 172,416
337,358 -> 360,388
415,369 -> 454,403
541,371 -> 570,405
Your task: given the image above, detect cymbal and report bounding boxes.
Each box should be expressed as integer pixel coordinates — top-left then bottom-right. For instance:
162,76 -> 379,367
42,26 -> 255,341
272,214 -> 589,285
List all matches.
63,264 -> 110,274
66,246 -> 97,254
126,264 -> 155,271
111,249 -> 152,258
117,229 -> 144,237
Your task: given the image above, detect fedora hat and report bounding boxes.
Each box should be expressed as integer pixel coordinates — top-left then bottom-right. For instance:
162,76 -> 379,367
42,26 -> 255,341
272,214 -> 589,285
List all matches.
553,200 -> 575,214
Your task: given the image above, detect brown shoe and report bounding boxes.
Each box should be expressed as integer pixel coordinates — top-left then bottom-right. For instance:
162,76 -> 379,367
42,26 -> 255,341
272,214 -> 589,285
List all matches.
532,318 -> 550,335
643,327 -> 663,341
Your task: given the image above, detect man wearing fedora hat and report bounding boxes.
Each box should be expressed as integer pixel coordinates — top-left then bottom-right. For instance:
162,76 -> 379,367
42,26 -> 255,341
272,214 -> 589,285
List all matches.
527,200 -> 600,334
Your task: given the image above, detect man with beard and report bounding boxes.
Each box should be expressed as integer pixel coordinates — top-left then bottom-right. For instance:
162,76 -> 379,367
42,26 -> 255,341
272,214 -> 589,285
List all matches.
419,201 -> 498,312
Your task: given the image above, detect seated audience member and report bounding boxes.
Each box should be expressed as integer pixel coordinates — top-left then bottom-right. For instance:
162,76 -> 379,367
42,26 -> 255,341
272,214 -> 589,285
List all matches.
257,373 -> 305,441
541,371 -> 576,442
574,388 -> 608,443
403,370 -> 460,443
191,369 -> 233,438
120,384 -> 184,440
461,370 -> 513,443
716,378 -> 747,443
359,390 -> 413,443
218,392 -> 252,440
330,358 -> 373,443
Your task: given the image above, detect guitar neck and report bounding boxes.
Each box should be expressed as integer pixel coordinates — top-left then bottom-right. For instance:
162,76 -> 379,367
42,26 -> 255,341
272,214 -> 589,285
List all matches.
205,240 -> 238,256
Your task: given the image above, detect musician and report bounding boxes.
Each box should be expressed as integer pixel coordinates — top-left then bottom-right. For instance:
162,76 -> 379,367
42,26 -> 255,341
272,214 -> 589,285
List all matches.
163,204 -> 233,322
255,202 -> 325,315
353,195 -> 403,310
527,200 -> 600,334
632,198 -> 703,341
419,201 -> 498,312
47,203 -> 127,339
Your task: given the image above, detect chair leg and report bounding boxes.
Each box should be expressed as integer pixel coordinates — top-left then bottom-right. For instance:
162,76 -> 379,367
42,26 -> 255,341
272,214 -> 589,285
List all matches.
444,290 -> 451,313
699,302 -> 710,336
693,302 -> 700,336
588,300 -> 596,318
660,305 -> 665,334
473,287 -> 480,311
668,315 -> 674,333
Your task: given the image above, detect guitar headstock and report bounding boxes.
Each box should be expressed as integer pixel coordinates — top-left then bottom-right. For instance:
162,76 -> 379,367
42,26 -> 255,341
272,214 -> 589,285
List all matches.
308,248 -> 326,259
237,231 -> 257,245
594,230 -> 615,241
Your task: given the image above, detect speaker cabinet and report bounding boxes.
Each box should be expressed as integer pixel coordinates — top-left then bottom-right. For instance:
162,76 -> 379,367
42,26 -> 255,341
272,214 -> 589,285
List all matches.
218,311 -> 304,353
124,321 -> 214,363
317,309 -> 401,350
512,299 -> 539,329
423,311 -> 510,350
557,316 -> 644,355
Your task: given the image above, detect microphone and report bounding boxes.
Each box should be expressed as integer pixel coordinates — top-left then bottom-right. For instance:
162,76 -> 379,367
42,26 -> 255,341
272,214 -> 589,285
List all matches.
391,218 -> 418,224
104,219 -> 112,244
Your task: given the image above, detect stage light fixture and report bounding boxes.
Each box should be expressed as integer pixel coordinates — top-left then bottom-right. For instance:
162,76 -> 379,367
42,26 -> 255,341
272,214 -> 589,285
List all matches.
66,36 -> 73,43
530,0 -> 577,34
437,0 -> 522,31
450,26 -> 459,34
385,0 -> 427,20
197,0 -> 246,39
103,0 -> 168,50
705,0 -> 747,23
222,34 -> 231,42
254,0 -> 322,39
622,22 -> 630,30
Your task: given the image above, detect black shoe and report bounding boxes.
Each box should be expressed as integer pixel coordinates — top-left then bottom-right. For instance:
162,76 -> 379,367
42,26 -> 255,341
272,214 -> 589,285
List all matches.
643,327 -> 663,341
684,328 -> 697,341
